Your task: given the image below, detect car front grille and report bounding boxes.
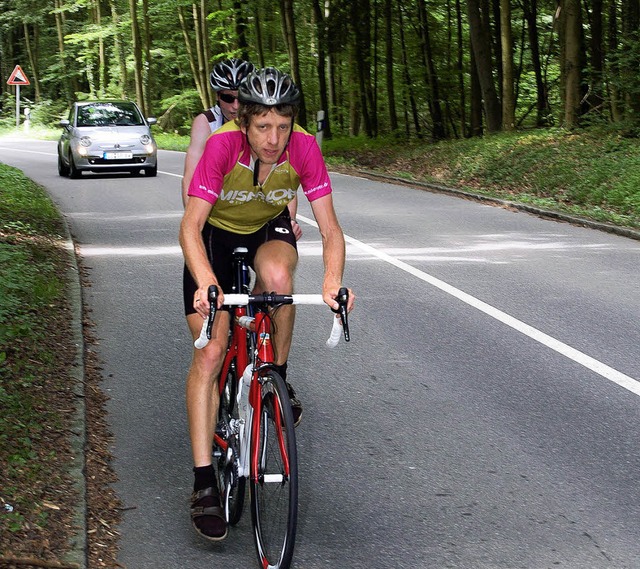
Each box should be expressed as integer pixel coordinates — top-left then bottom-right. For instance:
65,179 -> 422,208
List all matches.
88,157 -> 148,165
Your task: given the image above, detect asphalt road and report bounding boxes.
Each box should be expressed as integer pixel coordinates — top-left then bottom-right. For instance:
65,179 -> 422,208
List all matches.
1,135 -> 639,569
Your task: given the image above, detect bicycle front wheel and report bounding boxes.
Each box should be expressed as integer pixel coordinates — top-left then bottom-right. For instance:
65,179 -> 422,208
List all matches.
250,370 -> 298,569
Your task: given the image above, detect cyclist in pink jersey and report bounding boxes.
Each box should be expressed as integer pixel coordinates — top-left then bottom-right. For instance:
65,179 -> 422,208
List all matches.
179,67 -> 354,542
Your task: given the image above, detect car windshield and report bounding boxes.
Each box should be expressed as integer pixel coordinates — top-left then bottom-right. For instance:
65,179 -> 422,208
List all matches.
76,102 -> 144,127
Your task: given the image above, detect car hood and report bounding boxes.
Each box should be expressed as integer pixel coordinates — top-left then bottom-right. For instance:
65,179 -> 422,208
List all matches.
73,126 -> 152,139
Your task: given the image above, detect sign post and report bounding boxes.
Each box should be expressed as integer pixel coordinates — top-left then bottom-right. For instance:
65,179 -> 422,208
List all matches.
316,110 -> 325,148
7,65 -> 31,128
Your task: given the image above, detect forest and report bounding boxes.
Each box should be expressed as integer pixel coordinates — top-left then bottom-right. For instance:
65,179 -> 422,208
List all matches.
0,0 -> 639,140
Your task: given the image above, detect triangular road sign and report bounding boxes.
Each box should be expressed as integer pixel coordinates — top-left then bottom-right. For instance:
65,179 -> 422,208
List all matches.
7,65 -> 30,86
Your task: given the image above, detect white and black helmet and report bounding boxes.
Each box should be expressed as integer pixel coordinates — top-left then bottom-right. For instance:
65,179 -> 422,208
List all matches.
209,58 -> 254,91
238,67 -> 300,106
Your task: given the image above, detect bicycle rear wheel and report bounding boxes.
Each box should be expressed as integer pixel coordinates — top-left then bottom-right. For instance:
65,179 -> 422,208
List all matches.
250,370 -> 298,569
217,357 -> 246,526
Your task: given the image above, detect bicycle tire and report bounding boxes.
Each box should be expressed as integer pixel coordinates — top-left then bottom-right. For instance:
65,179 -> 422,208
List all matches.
250,370 -> 298,569
217,357 -> 246,526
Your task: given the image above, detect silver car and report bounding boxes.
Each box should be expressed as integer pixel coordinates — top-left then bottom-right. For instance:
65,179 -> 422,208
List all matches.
57,100 -> 157,178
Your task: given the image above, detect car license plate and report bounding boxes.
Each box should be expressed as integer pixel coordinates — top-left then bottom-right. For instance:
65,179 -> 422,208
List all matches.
103,151 -> 133,160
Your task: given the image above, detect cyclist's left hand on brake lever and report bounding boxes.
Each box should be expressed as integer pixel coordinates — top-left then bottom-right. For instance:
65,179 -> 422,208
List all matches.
325,286 -> 355,313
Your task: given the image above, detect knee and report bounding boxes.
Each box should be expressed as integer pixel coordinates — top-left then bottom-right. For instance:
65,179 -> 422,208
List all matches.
191,340 -> 226,377
258,263 -> 294,293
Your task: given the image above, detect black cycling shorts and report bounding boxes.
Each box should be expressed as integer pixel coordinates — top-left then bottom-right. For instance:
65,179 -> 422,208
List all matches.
183,209 -> 297,315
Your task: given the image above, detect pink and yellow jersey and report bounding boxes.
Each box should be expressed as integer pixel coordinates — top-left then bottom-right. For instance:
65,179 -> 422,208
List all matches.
188,120 -> 332,234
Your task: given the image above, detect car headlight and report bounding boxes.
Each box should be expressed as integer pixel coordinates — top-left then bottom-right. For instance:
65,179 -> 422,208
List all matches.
79,136 -> 92,147
140,135 -> 151,145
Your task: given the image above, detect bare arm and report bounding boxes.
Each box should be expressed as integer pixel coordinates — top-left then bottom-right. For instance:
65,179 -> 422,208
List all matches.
179,197 -> 221,316
309,194 -> 354,312
181,114 -> 212,207
287,196 -> 302,240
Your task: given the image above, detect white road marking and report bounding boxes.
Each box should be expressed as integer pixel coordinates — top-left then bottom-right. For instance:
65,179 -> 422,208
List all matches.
297,214 -> 640,397
3,141 -> 636,396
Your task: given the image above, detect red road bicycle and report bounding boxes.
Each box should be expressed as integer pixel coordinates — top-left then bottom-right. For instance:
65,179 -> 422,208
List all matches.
195,247 -> 350,569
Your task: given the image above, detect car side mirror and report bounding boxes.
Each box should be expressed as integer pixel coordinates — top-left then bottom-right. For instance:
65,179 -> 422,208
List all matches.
59,119 -> 70,127
146,117 -> 157,126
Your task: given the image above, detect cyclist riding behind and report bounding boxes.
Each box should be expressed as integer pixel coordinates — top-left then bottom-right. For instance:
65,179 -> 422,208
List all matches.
179,66 -> 355,541
181,58 -> 252,205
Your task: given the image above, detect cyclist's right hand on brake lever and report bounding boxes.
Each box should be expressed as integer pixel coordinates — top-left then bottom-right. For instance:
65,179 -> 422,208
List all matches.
331,287 -> 351,343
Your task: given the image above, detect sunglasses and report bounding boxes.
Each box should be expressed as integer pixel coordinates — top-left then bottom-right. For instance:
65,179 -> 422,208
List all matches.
218,93 -> 239,104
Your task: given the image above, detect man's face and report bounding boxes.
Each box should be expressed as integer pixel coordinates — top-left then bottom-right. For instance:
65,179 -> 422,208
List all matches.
217,90 -> 239,121
243,109 -> 293,165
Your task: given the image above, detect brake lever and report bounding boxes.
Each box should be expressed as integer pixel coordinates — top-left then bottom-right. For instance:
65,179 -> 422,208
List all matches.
332,287 -> 350,342
205,285 -> 218,340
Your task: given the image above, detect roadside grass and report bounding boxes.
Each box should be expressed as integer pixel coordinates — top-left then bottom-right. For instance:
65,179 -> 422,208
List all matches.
322,128 -> 640,229
0,163 -> 77,561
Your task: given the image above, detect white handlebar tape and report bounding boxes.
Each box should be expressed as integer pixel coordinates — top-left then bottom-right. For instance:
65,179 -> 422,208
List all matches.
194,294 -> 340,350
194,319 -> 209,349
326,316 -> 343,348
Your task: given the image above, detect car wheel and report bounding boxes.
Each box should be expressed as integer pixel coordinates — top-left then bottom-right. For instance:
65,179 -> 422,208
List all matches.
58,153 -> 70,177
68,154 -> 81,179
144,164 -> 158,177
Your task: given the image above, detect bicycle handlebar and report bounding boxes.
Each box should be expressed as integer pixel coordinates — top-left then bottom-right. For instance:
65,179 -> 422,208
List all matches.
194,287 -> 351,349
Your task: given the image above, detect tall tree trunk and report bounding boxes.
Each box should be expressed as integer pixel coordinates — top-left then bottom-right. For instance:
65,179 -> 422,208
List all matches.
312,0 -> 332,138
562,0 -> 582,128
522,0 -> 550,125
110,0 -> 128,98
348,46 -> 361,136
233,1 -> 250,62
607,0 -> 622,121
587,0 -> 605,114
95,0 -> 106,98
490,0 -> 503,99
621,0 -> 640,118
54,0 -> 74,104
254,8 -> 265,67
279,0 -> 307,128
192,4 -> 208,109
349,0 -> 374,136
142,0 -> 153,114
177,6 -> 207,109
469,42 -> 484,135
468,0 -> 502,131
384,0 -> 398,132
23,24 -> 41,102
500,0 -> 515,130
417,0 -> 446,139
398,2 -> 421,137
456,0 -> 467,137
201,0 -> 212,95
129,0 -> 146,115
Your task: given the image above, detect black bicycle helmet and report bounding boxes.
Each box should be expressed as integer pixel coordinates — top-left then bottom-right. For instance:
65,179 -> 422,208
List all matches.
238,67 -> 301,106
209,58 -> 255,91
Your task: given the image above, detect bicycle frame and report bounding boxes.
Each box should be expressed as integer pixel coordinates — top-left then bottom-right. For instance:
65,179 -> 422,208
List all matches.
250,311 -> 292,483
212,249 -> 294,486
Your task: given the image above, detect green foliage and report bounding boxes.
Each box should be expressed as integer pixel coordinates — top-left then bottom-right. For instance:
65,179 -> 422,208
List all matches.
1,0 -> 640,138
0,165 -> 63,235
0,164 -> 69,540
155,90 -> 203,134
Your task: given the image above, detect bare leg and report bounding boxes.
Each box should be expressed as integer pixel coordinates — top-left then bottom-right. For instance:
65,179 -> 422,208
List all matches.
253,240 -> 298,365
185,310 -> 230,467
